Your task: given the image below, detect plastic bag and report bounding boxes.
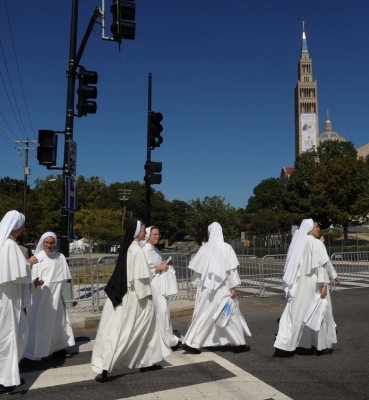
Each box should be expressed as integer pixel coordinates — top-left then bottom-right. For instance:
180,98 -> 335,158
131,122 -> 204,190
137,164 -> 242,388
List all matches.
213,297 -> 236,328
303,298 -> 328,331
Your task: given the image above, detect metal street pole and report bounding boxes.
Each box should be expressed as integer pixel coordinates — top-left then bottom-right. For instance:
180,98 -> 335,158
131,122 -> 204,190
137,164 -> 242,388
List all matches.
145,73 -> 152,226
60,0 -> 78,258
117,189 -> 132,233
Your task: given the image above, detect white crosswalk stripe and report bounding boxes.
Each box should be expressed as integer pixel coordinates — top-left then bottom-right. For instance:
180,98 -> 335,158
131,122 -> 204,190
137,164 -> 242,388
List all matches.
17,339 -> 291,399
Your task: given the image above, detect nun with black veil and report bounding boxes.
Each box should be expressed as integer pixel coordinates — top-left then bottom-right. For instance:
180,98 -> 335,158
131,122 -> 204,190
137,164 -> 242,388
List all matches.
91,220 -> 171,381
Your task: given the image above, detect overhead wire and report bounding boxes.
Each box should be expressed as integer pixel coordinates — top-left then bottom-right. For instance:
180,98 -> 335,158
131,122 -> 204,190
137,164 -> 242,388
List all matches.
0,40 -> 28,139
3,0 -> 37,140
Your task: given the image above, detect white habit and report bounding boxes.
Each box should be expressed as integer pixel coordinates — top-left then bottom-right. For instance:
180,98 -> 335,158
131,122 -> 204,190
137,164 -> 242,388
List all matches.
91,241 -> 171,373
275,235 -> 336,351
183,243 -> 251,348
24,250 -> 75,360
0,237 -> 31,386
142,243 -> 179,347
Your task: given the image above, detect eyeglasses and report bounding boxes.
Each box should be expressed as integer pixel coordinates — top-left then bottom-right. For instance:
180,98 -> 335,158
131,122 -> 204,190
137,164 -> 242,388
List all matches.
150,233 -> 160,237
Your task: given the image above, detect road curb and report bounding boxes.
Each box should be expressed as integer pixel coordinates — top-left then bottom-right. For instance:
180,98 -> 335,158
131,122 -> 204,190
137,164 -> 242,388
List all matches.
70,305 -> 195,330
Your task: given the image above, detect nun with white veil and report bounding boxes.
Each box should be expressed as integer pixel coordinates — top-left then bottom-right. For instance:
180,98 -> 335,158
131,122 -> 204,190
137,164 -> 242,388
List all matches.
91,221 -> 171,381
183,222 -> 251,354
23,232 -> 75,361
274,219 -> 339,357
142,226 -> 179,349
0,210 -> 31,391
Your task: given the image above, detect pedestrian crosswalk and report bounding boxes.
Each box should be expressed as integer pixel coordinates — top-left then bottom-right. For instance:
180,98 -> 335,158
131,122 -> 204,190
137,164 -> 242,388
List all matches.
12,339 -> 291,399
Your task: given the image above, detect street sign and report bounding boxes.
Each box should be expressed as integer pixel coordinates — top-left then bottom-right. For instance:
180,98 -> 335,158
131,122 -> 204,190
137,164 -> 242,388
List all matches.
65,176 -> 78,212
241,232 -> 245,242
68,212 -> 77,240
68,139 -> 77,175
291,225 -> 298,236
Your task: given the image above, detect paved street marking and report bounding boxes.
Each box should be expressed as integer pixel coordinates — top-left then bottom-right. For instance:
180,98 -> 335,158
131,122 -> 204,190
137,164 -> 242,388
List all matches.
17,340 -> 291,400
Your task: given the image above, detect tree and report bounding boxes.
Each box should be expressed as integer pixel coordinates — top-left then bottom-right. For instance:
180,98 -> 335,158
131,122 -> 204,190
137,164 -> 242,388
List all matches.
187,196 -> 239,244
287,141 -> 369,239
249,209 -> 279,235
246,178 -> 288,213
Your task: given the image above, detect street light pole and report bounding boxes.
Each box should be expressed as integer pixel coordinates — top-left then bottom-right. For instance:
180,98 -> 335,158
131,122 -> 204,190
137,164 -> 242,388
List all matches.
117,189 -> 132,233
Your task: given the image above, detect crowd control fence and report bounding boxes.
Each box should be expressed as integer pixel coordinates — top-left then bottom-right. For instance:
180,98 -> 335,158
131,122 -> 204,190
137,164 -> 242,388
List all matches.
63,250 -> 369,313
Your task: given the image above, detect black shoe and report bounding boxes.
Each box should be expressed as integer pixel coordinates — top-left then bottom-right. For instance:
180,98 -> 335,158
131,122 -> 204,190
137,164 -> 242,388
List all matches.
233,345 -> 251,354
2,378 -> 25,393
273,348 -> 294,358
183,344 -> 201,354
140,364 -> 163,373
315,348 -> 334,356
53,349 -> 73,358
295,347 -> 315,356
20,358 -> 41,368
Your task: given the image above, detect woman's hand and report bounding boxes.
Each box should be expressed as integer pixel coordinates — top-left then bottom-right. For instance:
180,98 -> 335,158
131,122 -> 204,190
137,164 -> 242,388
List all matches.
230,288 -> 237,299
319,236 -> 325,243
155,263 -> 169,273
320,284 -> 327,299
335,277 -> 341,285
34,277 -> 44,288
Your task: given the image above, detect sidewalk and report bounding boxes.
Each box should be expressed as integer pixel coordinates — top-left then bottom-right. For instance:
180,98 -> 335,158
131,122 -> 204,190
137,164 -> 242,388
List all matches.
68,296 -> 195,330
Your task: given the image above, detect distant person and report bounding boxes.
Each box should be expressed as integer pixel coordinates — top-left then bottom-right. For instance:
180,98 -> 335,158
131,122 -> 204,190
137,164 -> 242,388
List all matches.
91,221 -> 171,381
0,211 -> 31,393
142,226 -> 180,350
183,222 -> 251,354
23,232 -> 75,362
14,232 -> 32,259
274,219 -> 340,357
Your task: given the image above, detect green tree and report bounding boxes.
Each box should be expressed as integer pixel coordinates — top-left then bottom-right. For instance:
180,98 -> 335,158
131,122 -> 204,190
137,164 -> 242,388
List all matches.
249,209 -> 279,235
287,141 -> 369,239
246,178 -> 288,213
187,196 -> 239,244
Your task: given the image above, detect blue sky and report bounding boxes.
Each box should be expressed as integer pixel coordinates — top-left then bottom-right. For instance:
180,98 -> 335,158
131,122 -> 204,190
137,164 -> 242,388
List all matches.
0,0 -> 368,208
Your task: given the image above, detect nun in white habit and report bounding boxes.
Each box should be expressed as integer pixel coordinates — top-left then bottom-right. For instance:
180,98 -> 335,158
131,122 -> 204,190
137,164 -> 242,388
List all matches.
274,219 -> 339,357
142,226 -> 179,349
24,232 -> 75,361
91,221 -> 171,381
183,222 -> 251,354
0,211 -> 31,390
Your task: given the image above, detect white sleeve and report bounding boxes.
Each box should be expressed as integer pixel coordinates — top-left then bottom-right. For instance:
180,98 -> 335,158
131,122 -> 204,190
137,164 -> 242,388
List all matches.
191,271 -> 201,288
134,277 -> 152,300
227,268 -> 241,288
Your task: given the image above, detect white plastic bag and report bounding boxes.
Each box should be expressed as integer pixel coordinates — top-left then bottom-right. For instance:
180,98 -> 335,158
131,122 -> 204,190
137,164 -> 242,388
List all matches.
213,297 -> 236,328
303,298 -> 328,331
159,266 -> 178,297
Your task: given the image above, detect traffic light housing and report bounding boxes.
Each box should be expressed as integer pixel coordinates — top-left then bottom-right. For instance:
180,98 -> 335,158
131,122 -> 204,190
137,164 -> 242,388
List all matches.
144,161 -> 162,185
37,130 -> 58,166
110,0 -> 136,43
149,112 -> 163,148
76,67 -> 98,116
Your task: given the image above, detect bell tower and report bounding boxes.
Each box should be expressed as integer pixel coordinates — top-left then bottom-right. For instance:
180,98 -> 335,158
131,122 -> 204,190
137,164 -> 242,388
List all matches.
294,22 -> 319,157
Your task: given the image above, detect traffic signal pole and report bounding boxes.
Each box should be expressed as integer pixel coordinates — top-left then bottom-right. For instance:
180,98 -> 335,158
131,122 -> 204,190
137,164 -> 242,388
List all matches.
61,2 -> 101,257
145,73 -> 152,226
60,0 -> 78,258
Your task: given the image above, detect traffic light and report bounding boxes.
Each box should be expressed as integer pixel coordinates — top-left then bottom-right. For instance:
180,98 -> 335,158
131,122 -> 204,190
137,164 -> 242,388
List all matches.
149,112 -> 163,148
110,0 -> 136,43
37,130 -> 58,166
144,161 -> 162,185
76,67 -> 98,117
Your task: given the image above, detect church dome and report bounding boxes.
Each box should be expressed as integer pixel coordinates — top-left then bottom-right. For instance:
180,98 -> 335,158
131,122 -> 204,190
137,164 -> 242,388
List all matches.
319,113 -> 347,143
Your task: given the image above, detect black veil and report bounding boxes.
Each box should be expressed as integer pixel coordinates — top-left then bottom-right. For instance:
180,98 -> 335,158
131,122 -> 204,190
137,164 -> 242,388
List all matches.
104,220 -> 139,307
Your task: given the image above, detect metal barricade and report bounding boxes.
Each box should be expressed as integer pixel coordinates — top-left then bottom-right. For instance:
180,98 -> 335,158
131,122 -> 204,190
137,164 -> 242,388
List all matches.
261,254 -> 287,296
163,253 -> 192,299
95,255 -> 118,312
65,257 -> 94,310
236,255 -> 263,295
331,251 -> 369,282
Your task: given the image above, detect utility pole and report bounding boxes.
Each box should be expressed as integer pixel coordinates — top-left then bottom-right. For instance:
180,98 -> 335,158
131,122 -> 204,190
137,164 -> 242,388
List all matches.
117,189 -> 132,233
13,139 -> 37,215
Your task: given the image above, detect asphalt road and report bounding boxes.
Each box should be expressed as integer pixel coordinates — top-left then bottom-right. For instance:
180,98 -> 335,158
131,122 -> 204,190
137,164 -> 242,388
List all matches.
172,287 -> 369,400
